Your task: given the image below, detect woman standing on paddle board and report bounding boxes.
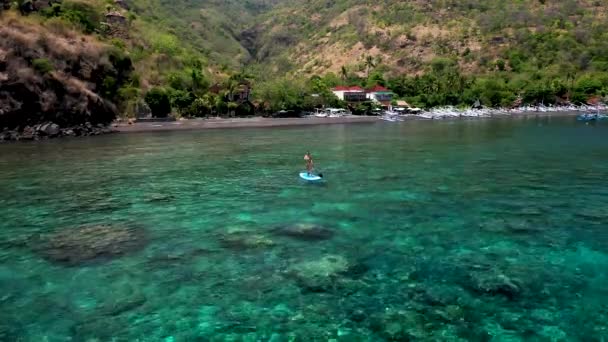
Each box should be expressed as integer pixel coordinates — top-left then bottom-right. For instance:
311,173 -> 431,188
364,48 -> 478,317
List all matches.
304,151 -> 314,175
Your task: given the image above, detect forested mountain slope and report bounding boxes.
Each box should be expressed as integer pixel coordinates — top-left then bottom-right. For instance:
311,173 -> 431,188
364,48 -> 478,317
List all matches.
246,0 -> 608,77
1,0 -> 607,139
126,0 -> 608,107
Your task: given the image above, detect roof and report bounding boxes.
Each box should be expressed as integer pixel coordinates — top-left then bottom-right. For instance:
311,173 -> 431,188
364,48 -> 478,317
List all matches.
366,85 -> 390,93
396,100 -> 410,107
332,86 -> 364,92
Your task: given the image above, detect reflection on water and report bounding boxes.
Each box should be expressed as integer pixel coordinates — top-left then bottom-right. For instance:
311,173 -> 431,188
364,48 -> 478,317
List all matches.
1,116 -> 607,340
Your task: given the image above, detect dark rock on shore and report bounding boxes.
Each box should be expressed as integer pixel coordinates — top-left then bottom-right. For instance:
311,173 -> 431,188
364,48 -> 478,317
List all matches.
0,123 -> 117,142
33,225 -> 148,266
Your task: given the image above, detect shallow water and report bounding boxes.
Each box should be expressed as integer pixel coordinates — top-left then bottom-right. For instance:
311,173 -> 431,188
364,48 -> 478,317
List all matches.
1,116 -> 607,341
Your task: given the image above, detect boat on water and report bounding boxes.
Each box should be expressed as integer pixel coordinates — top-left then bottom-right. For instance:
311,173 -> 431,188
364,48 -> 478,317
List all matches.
577,101 -> 608,121
577,113 -> 608,121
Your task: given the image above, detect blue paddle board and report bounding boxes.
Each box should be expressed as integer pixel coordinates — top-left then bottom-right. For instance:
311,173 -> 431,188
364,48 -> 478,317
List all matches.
299,172 -> 322,181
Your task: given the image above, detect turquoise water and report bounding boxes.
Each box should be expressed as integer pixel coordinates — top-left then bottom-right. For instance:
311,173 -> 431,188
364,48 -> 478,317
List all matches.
1,116 -> 607,341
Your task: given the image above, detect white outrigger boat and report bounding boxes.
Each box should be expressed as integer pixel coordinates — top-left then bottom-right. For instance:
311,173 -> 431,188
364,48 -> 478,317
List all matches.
314,108 -> 350,118
380,110 -> 403,122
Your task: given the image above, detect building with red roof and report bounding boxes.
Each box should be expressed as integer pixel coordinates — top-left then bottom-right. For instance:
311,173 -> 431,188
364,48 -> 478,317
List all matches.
331,85 -> 394,107
365,85 -> 393,107
331,86 -> 366,102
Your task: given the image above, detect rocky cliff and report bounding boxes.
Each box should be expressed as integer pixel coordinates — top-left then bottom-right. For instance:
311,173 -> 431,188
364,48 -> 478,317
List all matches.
0,13 -> 133,141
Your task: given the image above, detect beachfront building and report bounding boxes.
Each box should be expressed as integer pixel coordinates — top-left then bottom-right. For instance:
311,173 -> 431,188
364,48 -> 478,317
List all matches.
331,86 -> 367,102
366,85 -> 393,108
331,85 -> 394,108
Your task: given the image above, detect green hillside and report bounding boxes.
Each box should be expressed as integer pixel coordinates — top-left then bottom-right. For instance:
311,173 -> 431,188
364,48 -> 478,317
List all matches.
126,0 -> 281,68
124,0 -> 608,108
241,0 -> 608,104
247,0 -> 608,74
1,0 -> 608,135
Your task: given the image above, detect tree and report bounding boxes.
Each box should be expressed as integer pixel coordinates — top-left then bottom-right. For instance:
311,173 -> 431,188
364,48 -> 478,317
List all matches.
562,68 -> 577,101
227,101 -> 239,117
145,88 -> 171,118
187,98 -> 207,117
321,72 -> 341,88
308,76 -> 342,108
214,96 -> 227,116
340,66 -> 348,81
190,68 -> 209,95
364,55 -> 376,79
223,79 -> 239,102
575,75 -> 604,95
169,89 -> 194,116
254,78 -> 306,113
366,71 -> 386,88
352,101 -> 377,115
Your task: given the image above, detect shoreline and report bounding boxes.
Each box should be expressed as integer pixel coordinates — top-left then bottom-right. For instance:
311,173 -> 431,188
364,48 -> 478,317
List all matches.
114,111 -> 583,133
0,110 -> 590,142
114,116 -> 380,133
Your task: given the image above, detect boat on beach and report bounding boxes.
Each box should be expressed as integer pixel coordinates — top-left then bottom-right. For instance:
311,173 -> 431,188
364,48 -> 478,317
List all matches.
327,108 -> 349,117
314,108 -> 350,118
314,108 -> 328,117
379,110 -> 404,122
409,102 -> 607,120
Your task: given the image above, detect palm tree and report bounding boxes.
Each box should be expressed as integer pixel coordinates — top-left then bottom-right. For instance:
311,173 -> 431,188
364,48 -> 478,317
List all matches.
364,55 -> 376,79
223,78 -> 239,102
340,66 -> 348,81
200,94 -> 215,117
229,69 -> 254,85
214,95 -> 227,117
565,71 -> 575,102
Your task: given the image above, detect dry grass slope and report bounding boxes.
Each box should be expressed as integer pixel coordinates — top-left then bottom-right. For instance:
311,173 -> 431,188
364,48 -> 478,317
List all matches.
0,13 -> 130,130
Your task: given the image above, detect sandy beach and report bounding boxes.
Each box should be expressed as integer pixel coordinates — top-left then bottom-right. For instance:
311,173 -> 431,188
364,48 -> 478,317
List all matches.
115,116 -> 380,133
114,111 -> 587,133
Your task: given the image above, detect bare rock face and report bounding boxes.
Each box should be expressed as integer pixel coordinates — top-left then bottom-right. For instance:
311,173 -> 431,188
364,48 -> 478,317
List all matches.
0,19 -> 133,140
34,225 -> 148,266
